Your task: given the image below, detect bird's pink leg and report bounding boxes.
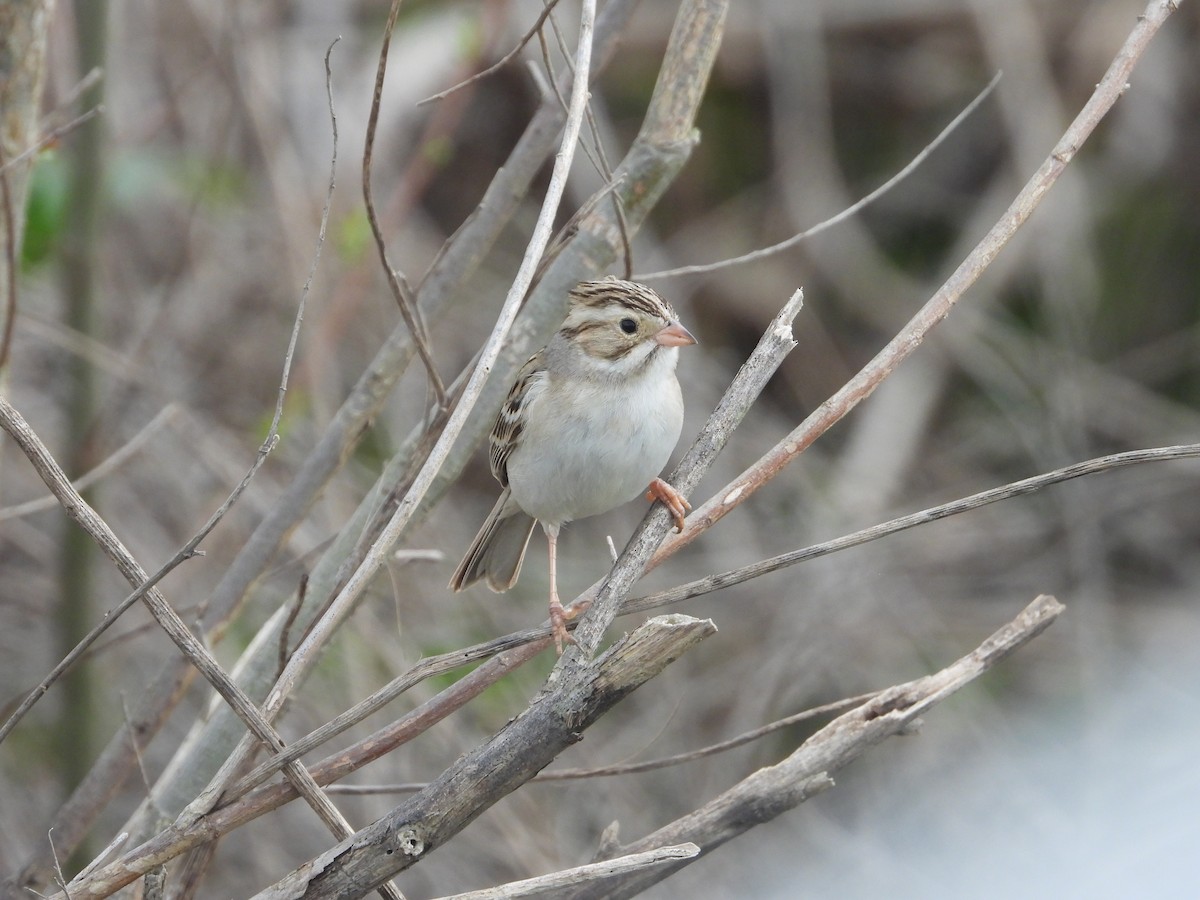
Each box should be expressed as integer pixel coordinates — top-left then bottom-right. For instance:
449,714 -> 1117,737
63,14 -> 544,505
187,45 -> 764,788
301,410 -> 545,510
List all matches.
545,524 -> 575,655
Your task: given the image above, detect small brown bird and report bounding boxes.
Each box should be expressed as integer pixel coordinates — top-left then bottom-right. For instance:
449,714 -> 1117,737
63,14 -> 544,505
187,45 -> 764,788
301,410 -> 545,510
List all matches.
450,278 -> 696,652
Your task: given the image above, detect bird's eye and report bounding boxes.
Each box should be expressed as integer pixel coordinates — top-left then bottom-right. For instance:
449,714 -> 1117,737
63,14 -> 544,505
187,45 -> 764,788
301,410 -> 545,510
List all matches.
619,317 -> 638,334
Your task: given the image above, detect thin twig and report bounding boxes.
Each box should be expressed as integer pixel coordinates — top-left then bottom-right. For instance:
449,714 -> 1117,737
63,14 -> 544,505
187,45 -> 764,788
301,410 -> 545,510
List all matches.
73,831 -> 129,883
0,150 -> 16,370
417,0 -> 566,107
323,691 -> 876,793
540,1 -> 633,275
638,71 -> 1001,281
622,443 -> 1200,613
0,105 -> 103,178
0,66 -> 104,178
363,0 -> 447,409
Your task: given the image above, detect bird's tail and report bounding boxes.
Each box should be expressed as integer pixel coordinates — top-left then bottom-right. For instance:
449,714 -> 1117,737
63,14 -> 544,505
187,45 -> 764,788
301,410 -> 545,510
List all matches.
449,489 -> 538,593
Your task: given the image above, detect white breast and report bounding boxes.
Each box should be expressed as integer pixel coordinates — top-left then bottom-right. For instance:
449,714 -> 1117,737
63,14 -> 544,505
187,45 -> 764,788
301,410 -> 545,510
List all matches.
505,352 -> 684,526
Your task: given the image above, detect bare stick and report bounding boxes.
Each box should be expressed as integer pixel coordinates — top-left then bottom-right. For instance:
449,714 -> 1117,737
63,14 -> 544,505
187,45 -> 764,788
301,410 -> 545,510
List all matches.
572,595 -> 1066,900
646,0 -> 1183,568
622,442 -> 1200,613
430,844 -> 700,900
323,692 -> 876,793
418,0 -> 566,107
0,104 -> 103,177
363,0 -> 447,408
0,157 -> 15,369
638,71 -> 1002,281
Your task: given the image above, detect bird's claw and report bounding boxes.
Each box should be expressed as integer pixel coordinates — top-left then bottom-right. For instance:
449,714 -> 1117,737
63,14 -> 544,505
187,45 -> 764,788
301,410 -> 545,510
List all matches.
646,477 -> 690,533
549,598 -> 577,656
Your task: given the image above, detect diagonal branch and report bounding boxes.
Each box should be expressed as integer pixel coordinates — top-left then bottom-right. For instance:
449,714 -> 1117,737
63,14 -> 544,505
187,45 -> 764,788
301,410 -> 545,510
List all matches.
417,0 -> 566,107
568,595 -> 1066,899
0,398 -> 367,885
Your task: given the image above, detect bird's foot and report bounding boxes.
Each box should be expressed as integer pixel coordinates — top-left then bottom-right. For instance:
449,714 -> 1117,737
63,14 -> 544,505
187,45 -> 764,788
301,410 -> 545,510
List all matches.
549,596 -> 578,656
646,477 -> 691,533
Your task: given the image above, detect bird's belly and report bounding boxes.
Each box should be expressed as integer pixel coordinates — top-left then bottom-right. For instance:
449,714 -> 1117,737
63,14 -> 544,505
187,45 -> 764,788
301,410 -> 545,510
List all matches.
506,378 -> 683,525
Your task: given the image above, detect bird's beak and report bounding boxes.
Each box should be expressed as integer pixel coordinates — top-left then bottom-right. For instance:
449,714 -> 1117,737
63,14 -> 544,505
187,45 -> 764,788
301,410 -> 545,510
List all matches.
655,321 -> 698,347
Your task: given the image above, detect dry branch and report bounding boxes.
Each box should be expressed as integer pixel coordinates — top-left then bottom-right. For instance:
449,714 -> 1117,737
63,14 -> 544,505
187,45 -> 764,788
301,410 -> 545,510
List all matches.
0,397 -> 379,866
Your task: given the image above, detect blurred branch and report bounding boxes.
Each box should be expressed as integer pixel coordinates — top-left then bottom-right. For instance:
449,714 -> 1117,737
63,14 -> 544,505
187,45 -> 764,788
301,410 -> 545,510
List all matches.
363,0 -> 447,408
0,103 -> 103,178
644,0 -> 1184,570
430,844 -> 700,900
639,71 -> 1002,281
0,0 -> 55,373
569,595 -> 1066,900
0,159 -> 18,370
253,615 -> 717,899
55,0 -> 108,796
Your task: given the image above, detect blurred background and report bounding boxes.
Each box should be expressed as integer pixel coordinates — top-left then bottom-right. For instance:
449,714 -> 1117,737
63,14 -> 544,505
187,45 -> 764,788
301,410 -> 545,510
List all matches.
2,0 -> 1199,896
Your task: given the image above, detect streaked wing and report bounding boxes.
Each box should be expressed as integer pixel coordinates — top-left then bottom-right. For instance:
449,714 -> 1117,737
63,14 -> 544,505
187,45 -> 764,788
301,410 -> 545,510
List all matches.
489,350 -> 547,487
